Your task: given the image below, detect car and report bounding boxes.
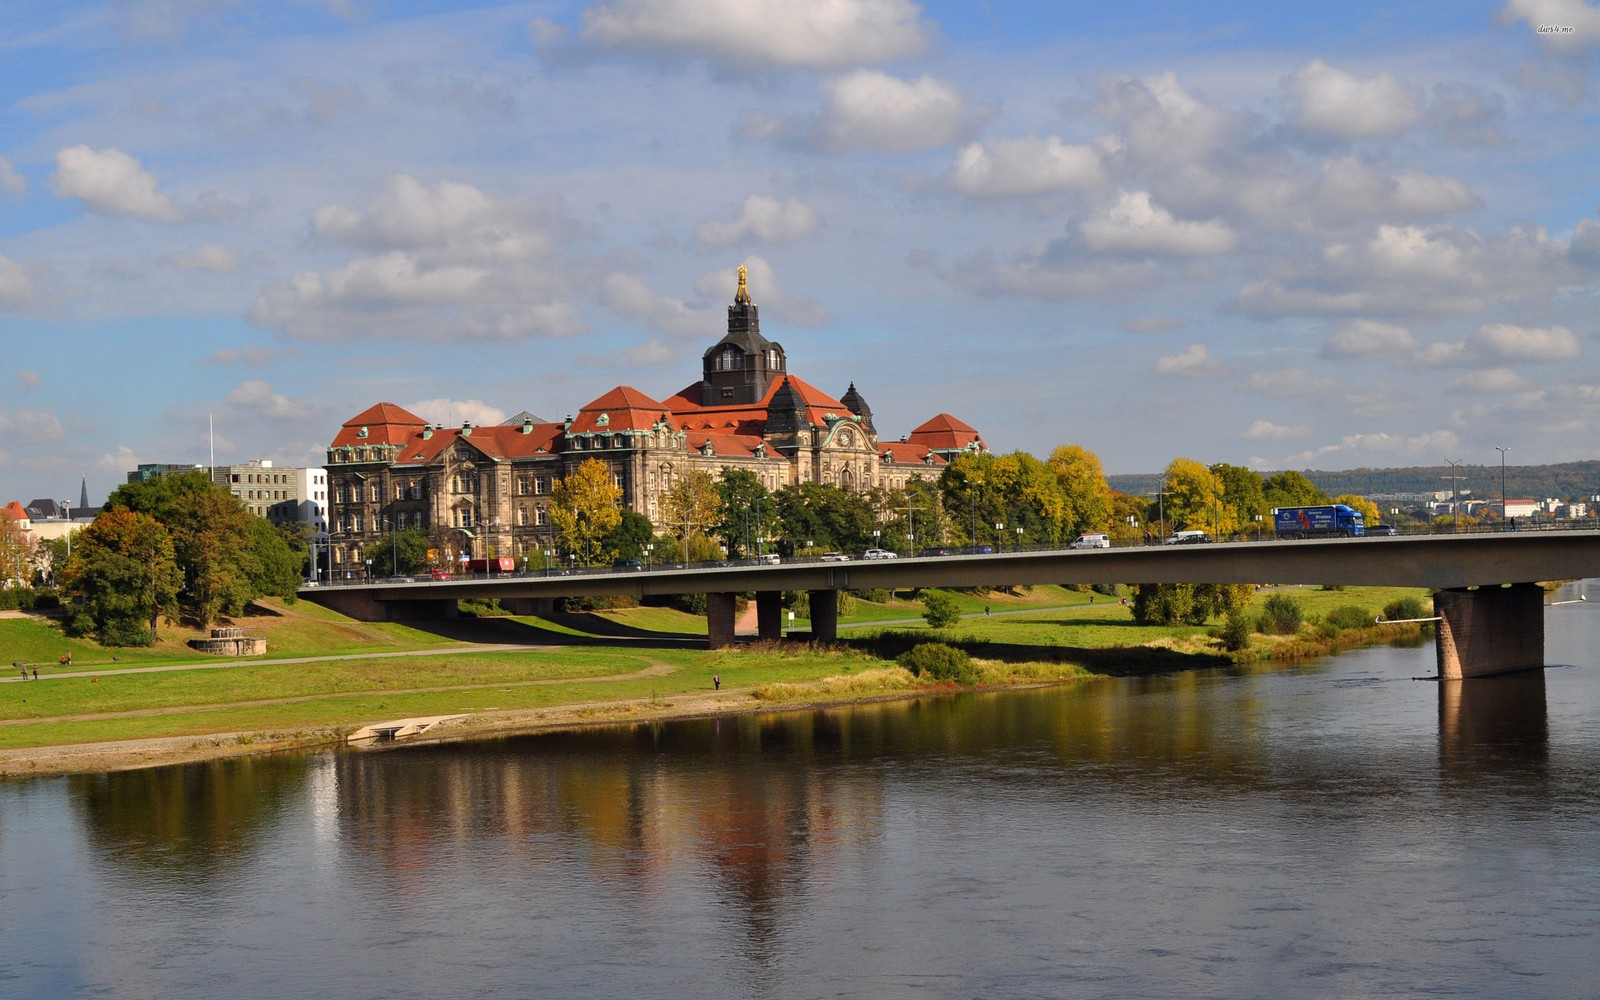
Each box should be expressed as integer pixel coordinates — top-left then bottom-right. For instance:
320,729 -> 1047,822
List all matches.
612,558 -> 645,571
1166,531 -> 1212,545
383,575 -> 416,583
819,552 -> 851,562
918,546 -> 954,557
1367,524 -> 1398,536
755,553 -> 781,564
428,568 -> 452,580
1070,533 -> 1111,549
862,548 -> 898,560
957,544 -> 994,555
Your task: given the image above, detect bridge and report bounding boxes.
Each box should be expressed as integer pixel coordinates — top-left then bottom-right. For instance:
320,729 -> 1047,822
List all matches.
302,531 -> 1600,679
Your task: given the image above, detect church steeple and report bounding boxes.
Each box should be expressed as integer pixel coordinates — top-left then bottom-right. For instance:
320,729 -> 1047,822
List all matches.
701,264 -> 786,406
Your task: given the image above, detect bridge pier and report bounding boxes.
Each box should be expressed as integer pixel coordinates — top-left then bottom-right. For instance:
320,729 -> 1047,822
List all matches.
306,591 -> 458,622
707,592 -> 737,650
756,591 -> 783,641
808,589 -> 838,643
1434,584 -> 1545,679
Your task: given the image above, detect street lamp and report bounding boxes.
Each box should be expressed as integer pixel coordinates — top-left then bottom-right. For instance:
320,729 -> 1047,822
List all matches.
1444,459 -> 1464,532
1126,514 -> 1138,545
873,528 -> 880,553
995,521 -> 1004,552
1016,526 -> 1023,550
1253,513 -> 1263,541
1495,446 -> 1510,529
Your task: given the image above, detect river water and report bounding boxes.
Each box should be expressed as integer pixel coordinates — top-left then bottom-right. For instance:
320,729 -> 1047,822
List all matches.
4,586 -> 1599,999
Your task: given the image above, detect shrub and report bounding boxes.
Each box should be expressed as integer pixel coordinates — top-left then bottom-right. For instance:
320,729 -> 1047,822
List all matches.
1218,609 -> 1253,651
1258,593 -> 1304,635
897,642 -> 977,684
922,591 -> 962,628
853,588 -> 892,603
1382,596 -> 1429,623
1325,605 -> 1375,631
99,619 -> 154,647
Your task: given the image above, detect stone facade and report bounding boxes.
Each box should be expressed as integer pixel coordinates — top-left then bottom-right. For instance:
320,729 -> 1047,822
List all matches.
324,271 -> 987,572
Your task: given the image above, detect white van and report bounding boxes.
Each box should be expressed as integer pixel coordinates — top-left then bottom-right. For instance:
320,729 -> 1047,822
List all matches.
1165,530 -> 1212,545
1070,533 -> 1110,549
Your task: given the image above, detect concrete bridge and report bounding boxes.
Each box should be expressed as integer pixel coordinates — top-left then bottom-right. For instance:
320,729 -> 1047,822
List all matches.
303,531 -> 1600,679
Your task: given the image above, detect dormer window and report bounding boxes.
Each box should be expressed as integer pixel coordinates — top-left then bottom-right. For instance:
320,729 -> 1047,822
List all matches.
715,347 -> 742,371
596,413 -> 610,427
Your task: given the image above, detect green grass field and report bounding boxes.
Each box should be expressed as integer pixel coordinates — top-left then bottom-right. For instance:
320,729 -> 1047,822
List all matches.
0,584 -> 1429,754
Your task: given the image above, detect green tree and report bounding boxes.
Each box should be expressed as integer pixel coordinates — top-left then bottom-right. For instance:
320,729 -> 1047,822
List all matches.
1132,582 -> 1253,626
939,453 -> 1005,547
772,482 -> 876,552
60,508 -> 182,645
716,469 -> 772,558
550,458 -> 623,565
1262,470 -> 1328,509
660,470 -> 723,560
1211,463 -> 1267,539
601,511 -> 656,563
247,519 -> 305,601
921,590 -> 962,628
1048,444 -> 1114,539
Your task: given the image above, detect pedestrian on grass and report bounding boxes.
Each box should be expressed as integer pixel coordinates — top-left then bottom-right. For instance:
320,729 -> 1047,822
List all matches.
31,667 -> 37,680
984,605 -> 990,617
713,673 -> 721,690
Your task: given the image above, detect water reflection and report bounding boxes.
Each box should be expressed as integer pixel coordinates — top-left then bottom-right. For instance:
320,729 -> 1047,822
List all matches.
1437,671 -> 1549,780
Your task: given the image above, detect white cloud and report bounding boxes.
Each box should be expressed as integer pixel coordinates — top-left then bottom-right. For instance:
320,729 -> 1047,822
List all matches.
815,71 -> 977,154
1241,419 -> 1307,441
578,0 -> 931,71
207,345 -> 295,366
1154,343 -> 1225,376
18,370 -> 40,389
225,379 -> 305,420
602,272 -> 721,338
1321,319 -> 1418,359
1570,218 -> 1600,264
51,145 -> 184,222
253,175 -> 583,342
1096,72 -> 1239,167
1287,60 -> 1421,140
1285,429 -> 1462,467
1246,368 -> 1344,398
1081,191 -> 1237,257
1474,322 -> 1581,360
0,409 -> 66,440
0,256 -> 33,305
404,398 -> 508,428
696,195 -> 820,247
1449,368 -> 1534,392
1499,0 -> 1600,52
173,244 -> 238,271
0,157 -> 23,193
691,256 -> 830,326
1315,157 -> 1479,218
949,137 -> 1105,196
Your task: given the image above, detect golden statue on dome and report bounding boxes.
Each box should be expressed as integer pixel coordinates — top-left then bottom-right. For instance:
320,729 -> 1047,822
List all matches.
734,262 -> 753,305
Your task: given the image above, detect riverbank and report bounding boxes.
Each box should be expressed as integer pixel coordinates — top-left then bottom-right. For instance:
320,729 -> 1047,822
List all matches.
0,585 -> 1431,780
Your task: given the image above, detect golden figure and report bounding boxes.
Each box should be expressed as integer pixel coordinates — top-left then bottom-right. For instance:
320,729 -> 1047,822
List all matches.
735,262 -> 753,305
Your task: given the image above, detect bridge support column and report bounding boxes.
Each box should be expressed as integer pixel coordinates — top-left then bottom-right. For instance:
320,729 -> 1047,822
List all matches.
1434,584 -> 1544,679
756,591 -> 783,641
305,592 -> 458,622
808,589 -> 838,643
707,592 -> 737,650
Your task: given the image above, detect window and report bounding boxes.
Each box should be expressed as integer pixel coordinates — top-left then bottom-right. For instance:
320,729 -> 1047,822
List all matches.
536,506 -> 548,526
518,507 -> 528,526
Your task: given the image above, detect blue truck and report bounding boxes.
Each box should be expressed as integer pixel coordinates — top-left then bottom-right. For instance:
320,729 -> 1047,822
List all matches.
1272,504 -> 1366,539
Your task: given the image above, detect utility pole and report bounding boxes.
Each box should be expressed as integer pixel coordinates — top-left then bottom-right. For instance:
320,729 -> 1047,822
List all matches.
1495,446 -> 1510,529
1443,459 -> 1464,532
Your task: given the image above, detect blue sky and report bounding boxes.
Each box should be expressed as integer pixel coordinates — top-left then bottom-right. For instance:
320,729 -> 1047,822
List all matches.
2,0 -> 1599,506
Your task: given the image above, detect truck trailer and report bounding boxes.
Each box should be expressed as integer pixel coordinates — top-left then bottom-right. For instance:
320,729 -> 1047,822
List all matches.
1272,504 -> 1366,539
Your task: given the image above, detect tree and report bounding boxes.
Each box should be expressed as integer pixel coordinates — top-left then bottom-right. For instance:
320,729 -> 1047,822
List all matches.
602,511 -> 656,563
1048,444 -> 1114,539
1334,494 -> 1381,526
921,590 -> 961,628
247,519 -> 305,601
939,453 -> 1005,547
716,469 -> 772,558
550,458 -> 623,565
1263,470 -> 1328,509
772,482 -> 875,552
1132,582 -> 1253,626
60,509 -> 182,645
1211,463 -> 1267,539
0,510 -> 32,587
1163,457 -> 1231,536
660,470 -> 722,560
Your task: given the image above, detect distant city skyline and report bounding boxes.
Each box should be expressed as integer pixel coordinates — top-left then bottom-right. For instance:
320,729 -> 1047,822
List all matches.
3,1 -> 1599,506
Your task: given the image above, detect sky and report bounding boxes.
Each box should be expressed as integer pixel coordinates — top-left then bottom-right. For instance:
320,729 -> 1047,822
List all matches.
2,0 -> 1599,507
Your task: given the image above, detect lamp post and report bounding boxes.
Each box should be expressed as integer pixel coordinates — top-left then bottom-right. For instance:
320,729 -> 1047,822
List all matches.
1253,513 -> 1263,541
1495,446 -> 1510,529
1151,488 -> 1169,541
544,548 -> 554,576
1444,459 -> 1464,532
1016,526 -> 1023,550
995,521 -> 1004,552
1126,514 -> 1138,545
873,528 -> 880,553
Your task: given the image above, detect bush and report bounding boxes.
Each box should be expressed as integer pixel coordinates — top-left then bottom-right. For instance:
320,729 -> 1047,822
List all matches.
1325,605 -> 1376,631
897,642 -> 977,684
1382,596 -> 1429,623
853,588 -> 892,603
922,591 -> 962,628
1258,593 -> 1304,635
1218,609 -> 1253,651
99,619 -> 154,647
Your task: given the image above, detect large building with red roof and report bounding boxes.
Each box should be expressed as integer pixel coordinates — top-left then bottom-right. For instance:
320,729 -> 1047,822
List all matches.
325,268 -> 986,571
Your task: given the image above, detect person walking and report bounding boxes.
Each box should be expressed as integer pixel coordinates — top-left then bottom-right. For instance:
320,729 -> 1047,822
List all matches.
713,673 -> 721,691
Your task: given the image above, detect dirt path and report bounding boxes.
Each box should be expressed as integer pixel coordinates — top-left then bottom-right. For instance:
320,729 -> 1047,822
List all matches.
0,659 -> 676,727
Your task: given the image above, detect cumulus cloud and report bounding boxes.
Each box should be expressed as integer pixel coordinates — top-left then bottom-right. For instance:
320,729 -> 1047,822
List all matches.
1449,368 -> 1534,392
1321,319 -> 1419,359
696,195 -> 820,246
1498,0 -> 1600,52
51,145 -> 184,221
692,256 -> 830,326
0,157 -> 23,193
1081,191 -> 1237,256
1242,420 -> 1307,441
0,256 -> 33,305
808,70 -> 978,154
1570,217 -> 1600,264
173,244 -> 238,271
602,272 -> 722,338
1287,60 -> 1421,139
1474,322 -> 1581,360
405,398 -> 508,428
1246,368 -> 1344,398
252,175 -> 583,342
577,0 -> 931,71
1095,72 -> 1240,167
1312,158 -> 1480,218
225,379 -> 305,420
1154,343 -> 1225,376
949,137 -> 1105,196
1286,430 -> 1461,467
0,408 -> 66,439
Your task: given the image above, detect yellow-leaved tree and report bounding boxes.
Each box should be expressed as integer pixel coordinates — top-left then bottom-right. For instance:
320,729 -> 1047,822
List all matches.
550,459 -> 622,565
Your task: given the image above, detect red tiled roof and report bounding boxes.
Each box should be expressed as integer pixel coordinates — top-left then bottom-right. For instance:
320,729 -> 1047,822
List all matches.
570,386 -> 675,434
879,441 -> 946,466
666,375 -> 853,433
331,402 -> 429,447
688,431 -> 765,458
906,413 -> 984,452
394,422 -> 565,465
3,501 -> 28,522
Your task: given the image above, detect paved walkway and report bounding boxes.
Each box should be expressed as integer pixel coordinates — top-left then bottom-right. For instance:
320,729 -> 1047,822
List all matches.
1,643 -> 555,684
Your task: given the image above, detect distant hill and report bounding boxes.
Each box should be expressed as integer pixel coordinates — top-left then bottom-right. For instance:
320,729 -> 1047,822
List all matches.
1109,461 -> 1600,502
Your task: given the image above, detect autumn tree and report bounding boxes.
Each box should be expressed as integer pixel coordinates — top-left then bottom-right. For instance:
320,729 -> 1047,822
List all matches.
0,510 -> 32,587
1211,463 -> 1268,539
1161,457 -> 1231,536
550,458 -> 623,565
1334,494 -> 1382,526
1262,470 -> 1328,509
60,508 -> 182,645
1048,444 -> 1114,539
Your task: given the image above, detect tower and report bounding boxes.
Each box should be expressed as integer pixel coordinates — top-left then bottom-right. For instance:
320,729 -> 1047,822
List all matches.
700,264 -> 786,406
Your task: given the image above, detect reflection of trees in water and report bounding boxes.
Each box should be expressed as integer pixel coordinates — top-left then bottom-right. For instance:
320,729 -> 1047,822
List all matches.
69,753 -> 312,875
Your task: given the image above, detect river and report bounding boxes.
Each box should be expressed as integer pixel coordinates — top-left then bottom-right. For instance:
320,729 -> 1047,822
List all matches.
3,585 -> 1599,999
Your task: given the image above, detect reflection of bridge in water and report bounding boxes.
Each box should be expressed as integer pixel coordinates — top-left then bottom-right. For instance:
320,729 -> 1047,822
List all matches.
305,532 -> 1600,679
